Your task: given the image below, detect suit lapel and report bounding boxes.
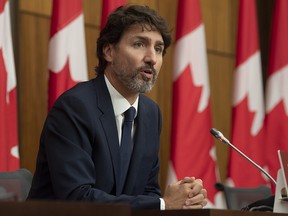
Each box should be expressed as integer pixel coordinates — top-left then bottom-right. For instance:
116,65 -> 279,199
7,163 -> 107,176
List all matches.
95,75 -> 122,194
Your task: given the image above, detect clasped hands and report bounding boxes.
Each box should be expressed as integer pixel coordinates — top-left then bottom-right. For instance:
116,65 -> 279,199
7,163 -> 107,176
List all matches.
163,177 -> 208,209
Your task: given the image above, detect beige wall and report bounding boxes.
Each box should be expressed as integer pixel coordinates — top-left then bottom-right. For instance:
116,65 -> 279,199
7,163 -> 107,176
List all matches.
15,0 -> 239,190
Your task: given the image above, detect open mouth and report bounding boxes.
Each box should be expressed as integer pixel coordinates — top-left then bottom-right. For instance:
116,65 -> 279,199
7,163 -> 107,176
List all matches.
140,70 -> 153,79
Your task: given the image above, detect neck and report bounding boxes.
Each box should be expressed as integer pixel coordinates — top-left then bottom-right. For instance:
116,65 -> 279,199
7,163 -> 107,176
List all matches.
105,72 -> 138,105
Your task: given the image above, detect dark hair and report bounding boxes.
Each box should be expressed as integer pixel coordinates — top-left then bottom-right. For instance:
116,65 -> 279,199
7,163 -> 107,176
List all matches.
95,5 -> 172,75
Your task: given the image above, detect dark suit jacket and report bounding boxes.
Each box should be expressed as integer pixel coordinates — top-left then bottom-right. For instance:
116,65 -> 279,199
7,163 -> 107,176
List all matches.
28,74 -> 162,209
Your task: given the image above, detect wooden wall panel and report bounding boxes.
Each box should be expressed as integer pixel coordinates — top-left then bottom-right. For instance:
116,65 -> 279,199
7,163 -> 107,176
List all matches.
129,0 -> 157,8
208,53 -> 235,181
156,48 -> 174,189
83,0 -> 102,27
19,0 -> 52,16
17,13 -> 50,171
85,26 -> 99,79
154,0 -> 177,188
19,0 -> 103,26
201,0 -> 238,54
201,0 -> 237,181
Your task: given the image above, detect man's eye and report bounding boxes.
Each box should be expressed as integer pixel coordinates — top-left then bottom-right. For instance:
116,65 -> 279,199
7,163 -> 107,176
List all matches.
155,46 -> 163,54
134,42 -> 144,48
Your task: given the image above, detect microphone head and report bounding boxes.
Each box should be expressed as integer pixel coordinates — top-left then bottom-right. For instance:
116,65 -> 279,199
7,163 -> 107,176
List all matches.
210,128 -> 228,143
210,128 -> 220,137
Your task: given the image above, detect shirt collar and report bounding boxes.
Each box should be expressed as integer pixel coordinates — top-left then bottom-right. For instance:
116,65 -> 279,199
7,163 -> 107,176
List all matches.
104,75 -> 138,117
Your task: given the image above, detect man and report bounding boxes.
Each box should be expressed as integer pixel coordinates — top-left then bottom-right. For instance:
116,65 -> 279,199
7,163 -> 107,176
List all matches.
28,5 -> 207,210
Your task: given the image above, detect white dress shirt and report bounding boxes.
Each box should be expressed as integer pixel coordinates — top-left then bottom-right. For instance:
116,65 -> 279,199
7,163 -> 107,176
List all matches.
104,75 -> 138,145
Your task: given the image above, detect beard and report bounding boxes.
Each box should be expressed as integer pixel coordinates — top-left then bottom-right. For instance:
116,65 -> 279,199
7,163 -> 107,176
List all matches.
112,63 -> 158,93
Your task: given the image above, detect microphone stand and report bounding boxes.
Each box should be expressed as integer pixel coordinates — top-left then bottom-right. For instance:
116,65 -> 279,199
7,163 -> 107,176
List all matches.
210,128 -> 277,186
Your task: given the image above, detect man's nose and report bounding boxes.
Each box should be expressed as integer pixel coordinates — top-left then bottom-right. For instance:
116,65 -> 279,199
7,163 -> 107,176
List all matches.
143,48 -> 157,65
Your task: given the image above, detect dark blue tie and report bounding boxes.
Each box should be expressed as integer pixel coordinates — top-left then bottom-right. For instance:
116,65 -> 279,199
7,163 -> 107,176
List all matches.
119,107 -> 136,193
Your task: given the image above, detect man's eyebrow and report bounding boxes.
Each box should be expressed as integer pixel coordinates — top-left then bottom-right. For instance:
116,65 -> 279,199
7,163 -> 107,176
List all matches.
133,35 -> 164,45
155,41 -> 165,46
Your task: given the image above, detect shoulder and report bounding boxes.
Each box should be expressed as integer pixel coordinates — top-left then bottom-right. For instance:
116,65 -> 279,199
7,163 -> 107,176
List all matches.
63,79 -> 97,97
50,79 -> 99,113
56,76 -> 107,104
138,94 -> 161,119
139,94 -> 159,109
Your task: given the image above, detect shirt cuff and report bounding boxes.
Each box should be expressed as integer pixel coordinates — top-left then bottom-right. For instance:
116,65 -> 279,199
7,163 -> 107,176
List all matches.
160,198 -> 165,210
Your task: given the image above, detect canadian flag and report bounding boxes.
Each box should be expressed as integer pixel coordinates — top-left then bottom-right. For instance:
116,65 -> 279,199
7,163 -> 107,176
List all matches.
265,0 -> 288,187
167,0 -> 218,206
0,0 -> 19,171
227,0 -> 268,187
48,0 -> 88,110
101,0 -> 127,30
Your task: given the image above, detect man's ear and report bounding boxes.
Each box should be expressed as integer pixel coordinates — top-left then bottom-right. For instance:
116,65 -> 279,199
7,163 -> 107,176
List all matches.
103,44 -> 113,62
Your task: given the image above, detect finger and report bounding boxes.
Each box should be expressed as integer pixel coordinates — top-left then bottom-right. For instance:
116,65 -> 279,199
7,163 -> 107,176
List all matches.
201,198 -> 208,207
188,188 -> 207,201
184,197 -> 208,209
201,189 -> 207,199
185,193 -> 205,206
198,198 -> 208,208
194,178 -> 203,185
190,188 -> 207,199
180,176 -> 195,184
188,182 -> 204,197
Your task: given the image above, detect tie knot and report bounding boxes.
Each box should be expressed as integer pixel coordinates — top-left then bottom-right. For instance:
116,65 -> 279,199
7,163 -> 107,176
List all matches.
124,107 -> 136,122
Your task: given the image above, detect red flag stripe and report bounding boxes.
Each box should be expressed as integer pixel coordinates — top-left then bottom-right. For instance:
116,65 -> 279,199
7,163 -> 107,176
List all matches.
265,0 -> 288,188
101,0 -> 127,30
175,0 -> 202,40
50,0 -> 83,37
48,0 -> 88,110
0,0 -> 5,12
169,0 -> 218,206
228,0 -> 267,187
0,0 -> 19,171
267,0 -> 288,75
235,0 -> 258,66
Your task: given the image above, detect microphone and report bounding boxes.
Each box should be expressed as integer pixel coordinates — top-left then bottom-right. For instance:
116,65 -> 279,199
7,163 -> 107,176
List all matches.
210,128 -> 277,186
